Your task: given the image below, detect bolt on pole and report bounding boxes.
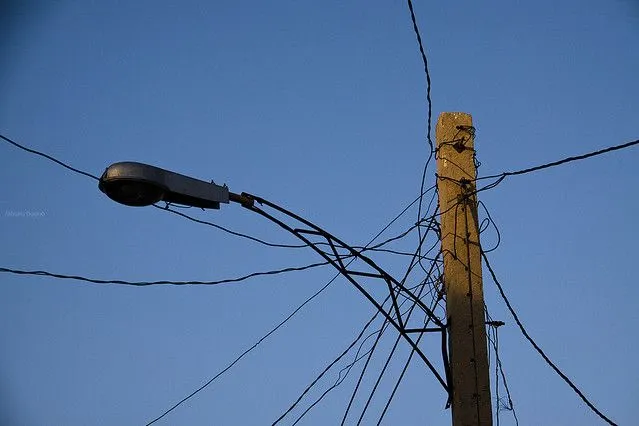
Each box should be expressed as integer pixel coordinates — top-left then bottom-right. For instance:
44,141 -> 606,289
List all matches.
436,112 -> 492,426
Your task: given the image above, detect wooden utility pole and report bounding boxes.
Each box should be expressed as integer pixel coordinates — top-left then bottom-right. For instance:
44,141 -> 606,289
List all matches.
436,112 -> 492,426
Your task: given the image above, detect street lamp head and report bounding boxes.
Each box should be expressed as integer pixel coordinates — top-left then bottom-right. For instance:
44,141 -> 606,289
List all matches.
99,162 -> 229,209
99,178 -> 166,207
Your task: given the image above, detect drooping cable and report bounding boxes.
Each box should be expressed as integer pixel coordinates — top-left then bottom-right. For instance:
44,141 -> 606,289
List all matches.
271,309 -> 383,425
481,250 -> 618,426
289,267 -> 444,425
477,200 -> 501,253
488,321 -> 519,426
476,138 -> 639,192
340,321 -> 390,425
406,0 -> 437,275
337,276 -> 438,426
290,317 -> 394,426
153,204 -> 307,249
145,272 -> 342,426
281,208 -> 446,425
346,216 -> 444,424
375,271 -> 444,424
1,133 -> 100,180
0,263 -> 329,287
348,241 -> 440,424
376,325 -> 426,425
293,271 -> 442,426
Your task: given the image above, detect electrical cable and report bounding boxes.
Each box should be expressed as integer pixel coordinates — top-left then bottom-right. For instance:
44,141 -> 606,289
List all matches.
290,319 -> 393,426
357,179 -> 445,424
271,309 -> 383,425
476,138 -> 639,191
406,0 -> 433,155
416,189 -> 441,275
350,249 -> 444,424
145,271 -> 342,426
477,201 -> 501,253
294,269 -> 442,426
375,281 -> 445,424
289,261 -> 445,425
406,0 -> 438,276
0,263 -> 329,287
283,225 -> 445,425
360,246 -> 441,261
1,133 -> 100,180
340,322 -> 390,425
340,159 -> 444,423
356,330 -> 405,425
376,327 -> 426,425
153,204 -> 307,249
481,250 -> 618,426
340,271 -> 444,426
372,261 -> 446,425
484,307 -> 518,426
490,323 -> 519,426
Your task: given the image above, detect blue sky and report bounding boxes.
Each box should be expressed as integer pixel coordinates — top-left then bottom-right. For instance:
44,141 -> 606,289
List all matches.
1,1 -> 638,425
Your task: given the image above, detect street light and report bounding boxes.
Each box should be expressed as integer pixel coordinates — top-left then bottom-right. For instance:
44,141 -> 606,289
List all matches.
98,160 -> 451,402
99,161 -> 252,208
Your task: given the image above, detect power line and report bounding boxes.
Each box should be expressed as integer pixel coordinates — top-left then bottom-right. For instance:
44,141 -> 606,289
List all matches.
416,189 -> 441,276
290,320 -> 391,426
481,250 -> 618,426
271,308 -> 383,425
376,329 -> 425,425
154,204 -> 308,249
275,238 -> 446,424
0,263 -> 328,287
340,321 -> 390,425
375,281 -> 445,424
359,246 -> 441,261
406,0 -> 433,153
344,240 -> 444,423
476,138 -> 639,190
477,200 -> 501,253
341,263 -> 443,424
485,310 -> 519,426
268,243 -> 445,423
493,325 -> 519,426
1,261 -> 327,286
355,254 -> 442,424
286,278 -> 438,426
145,272 -> 342,426
1,133 -> 100,181
406,0 -> 437,271
339,152 -> 444,423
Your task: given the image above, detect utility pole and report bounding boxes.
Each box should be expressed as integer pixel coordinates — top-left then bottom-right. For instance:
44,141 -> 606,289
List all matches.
436,112 -> 492,426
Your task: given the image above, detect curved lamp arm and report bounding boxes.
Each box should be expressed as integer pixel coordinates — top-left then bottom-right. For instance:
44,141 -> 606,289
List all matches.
233,191 -> 451,400
98,162 -> 451,403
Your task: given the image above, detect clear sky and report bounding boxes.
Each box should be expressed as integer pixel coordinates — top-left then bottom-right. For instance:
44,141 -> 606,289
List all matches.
1,1 -> 638,425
